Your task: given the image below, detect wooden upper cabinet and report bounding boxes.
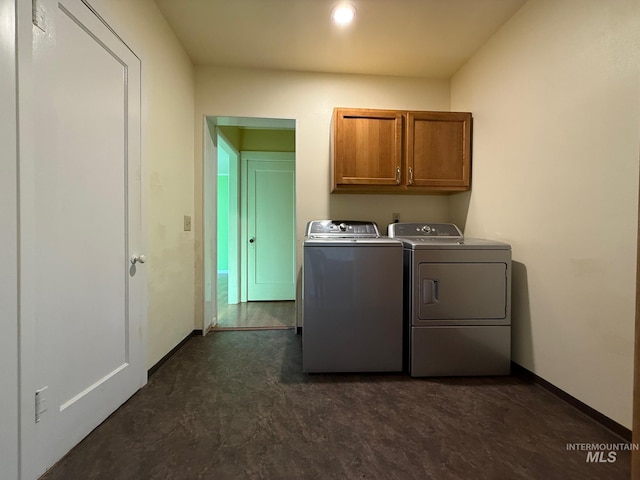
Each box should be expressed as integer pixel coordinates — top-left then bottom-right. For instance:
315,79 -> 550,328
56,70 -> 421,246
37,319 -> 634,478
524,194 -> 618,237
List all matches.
332,108 -> 403,189
332,107 -> 472,194
406,111 -> 471,190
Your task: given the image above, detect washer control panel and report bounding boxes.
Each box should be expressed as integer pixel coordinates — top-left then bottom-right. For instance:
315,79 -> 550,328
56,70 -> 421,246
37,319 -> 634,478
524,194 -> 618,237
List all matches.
306,220 -> 380,238
388,223 -> 463,239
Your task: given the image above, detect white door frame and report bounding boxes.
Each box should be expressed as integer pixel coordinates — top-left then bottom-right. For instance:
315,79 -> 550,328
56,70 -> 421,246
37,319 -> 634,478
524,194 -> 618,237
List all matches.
203,120 -> 216,332
0,0 -> 19,478
18,0 -> 40,475
200,116 -> 295,329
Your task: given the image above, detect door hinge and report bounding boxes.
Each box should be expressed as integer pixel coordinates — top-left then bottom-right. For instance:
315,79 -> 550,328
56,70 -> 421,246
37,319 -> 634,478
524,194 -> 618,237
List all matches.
35,386 -> 48,423
32,0 -> 46,32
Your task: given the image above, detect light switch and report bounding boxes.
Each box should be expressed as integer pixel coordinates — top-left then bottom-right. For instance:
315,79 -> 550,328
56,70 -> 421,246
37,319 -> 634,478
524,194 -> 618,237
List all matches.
184,215 -> 191,231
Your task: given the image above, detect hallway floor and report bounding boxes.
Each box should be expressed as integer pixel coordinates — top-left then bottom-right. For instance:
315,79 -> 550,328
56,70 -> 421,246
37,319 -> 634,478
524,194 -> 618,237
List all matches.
215,273 -> 295,330
41,331 -> 630,480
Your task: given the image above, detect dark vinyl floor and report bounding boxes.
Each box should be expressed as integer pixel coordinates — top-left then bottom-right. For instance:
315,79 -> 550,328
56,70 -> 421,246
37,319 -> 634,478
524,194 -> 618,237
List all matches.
42,330 -> 630,480
215,273 -> 295,329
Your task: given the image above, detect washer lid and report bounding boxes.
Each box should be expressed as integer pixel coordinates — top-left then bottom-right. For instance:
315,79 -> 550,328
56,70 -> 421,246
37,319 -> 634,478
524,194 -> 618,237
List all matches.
305,220 -> 380,238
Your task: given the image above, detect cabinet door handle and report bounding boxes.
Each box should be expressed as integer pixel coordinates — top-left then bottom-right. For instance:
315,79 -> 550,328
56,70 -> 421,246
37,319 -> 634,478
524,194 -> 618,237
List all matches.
408,167 -> 413,185
396,166 -> 401,184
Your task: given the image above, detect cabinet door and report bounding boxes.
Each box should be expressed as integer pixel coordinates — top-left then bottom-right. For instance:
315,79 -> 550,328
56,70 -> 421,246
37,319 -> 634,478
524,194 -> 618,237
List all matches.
407,111 -> 471,190
333,108 -> 403,190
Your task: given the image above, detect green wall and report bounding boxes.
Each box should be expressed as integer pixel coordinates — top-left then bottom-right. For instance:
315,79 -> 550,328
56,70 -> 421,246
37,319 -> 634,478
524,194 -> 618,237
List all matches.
217,125 -> 241,151
217,135 -> 230,272
242,129 -> 295,152
217,126 -> 295,152
216,127 -> 294,275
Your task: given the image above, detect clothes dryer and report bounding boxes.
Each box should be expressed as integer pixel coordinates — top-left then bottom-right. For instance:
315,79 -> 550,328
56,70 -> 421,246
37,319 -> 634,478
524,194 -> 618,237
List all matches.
388,223 -> 511,376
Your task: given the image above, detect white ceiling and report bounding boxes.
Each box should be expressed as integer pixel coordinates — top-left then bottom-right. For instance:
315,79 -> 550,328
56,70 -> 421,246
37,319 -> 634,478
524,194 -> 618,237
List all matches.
154,0 -> 527,78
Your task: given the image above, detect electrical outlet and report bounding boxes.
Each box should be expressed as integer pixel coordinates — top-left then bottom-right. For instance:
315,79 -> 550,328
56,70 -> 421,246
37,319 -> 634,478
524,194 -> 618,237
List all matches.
184,215 -> 192,231
392,212 -> 400,223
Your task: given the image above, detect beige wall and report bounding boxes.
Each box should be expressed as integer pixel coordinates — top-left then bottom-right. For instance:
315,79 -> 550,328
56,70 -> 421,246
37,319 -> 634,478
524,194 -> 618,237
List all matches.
100,0 -> 195,368
194,67 -> 452,326
450,0 -> 640,427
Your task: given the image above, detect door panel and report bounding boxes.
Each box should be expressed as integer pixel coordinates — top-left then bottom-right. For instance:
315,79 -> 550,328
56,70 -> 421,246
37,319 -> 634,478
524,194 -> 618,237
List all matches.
416,262 -> 507,322
303,244 -> 403,372
247,158 -> 295,300
411,326 -> 511,376
406,111 -> 471,188
333,108 -> 403,187
28,0 -> 144,474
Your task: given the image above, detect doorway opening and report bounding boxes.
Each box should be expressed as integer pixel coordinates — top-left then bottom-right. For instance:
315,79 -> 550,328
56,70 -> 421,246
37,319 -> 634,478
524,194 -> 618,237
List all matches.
205,116 -> 296,331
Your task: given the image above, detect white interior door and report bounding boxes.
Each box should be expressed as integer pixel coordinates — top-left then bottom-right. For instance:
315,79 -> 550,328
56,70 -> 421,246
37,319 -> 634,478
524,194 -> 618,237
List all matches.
26,0 -> 145,474
245,153 -> 295,301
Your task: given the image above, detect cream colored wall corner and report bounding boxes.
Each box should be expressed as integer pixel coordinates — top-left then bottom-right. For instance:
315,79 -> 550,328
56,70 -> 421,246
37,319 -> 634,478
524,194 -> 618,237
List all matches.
451,0 -> 640,427
100,0 -> 196,368
194,68 -> 452,328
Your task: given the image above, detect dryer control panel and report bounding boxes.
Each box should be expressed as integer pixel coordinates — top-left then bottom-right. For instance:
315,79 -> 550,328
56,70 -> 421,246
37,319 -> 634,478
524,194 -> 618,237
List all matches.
388,223 -> 463,239
305,220 -> 380,238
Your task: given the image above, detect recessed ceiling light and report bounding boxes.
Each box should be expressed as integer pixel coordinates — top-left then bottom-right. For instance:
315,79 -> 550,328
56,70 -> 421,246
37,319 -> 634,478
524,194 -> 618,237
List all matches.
331,4 -> 356,26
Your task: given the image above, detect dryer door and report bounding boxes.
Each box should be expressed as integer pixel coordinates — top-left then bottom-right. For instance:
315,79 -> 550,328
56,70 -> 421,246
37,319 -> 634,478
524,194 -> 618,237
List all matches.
416,262 -> 508,324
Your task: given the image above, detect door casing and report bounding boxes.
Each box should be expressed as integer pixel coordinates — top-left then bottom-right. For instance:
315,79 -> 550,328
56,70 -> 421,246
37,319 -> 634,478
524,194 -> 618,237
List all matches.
0,0 -> 19,478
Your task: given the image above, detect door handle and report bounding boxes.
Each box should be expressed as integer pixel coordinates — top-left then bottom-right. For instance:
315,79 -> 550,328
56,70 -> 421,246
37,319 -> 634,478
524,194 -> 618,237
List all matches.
249,237 -> 255,244
130,254 -> 147,265
422,279 -> 439,304
395,166 -> 401,184
408,167 -> 413,185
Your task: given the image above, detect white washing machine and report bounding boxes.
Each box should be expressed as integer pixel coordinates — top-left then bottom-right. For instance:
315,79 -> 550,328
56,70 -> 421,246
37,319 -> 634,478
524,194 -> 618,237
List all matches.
303,220 -> 403,373
388,223 -> 511,377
